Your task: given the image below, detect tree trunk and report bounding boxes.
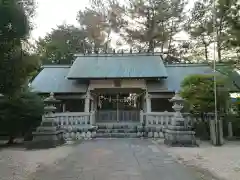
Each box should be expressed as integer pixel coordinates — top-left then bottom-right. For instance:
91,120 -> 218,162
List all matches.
105,25 -> 111,52
204,43 -> 208,62
216,17 -> 223,62
217,41 -> 222,62
167,36 -> 172,56
167,20 -> 174,56
161,21 -> 164,53
148,40 -> 154,52
161,43 -> 164,53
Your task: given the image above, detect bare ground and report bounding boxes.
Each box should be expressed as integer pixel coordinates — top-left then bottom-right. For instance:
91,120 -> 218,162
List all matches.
0,144 -> 75,180
155,139 -> 240,180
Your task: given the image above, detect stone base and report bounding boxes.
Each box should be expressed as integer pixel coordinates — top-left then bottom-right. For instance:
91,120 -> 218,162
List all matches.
164,129 -> 198,147
26,131 -> 65,149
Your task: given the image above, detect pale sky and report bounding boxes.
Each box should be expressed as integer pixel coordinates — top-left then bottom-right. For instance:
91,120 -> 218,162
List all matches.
31,0 -> 89,40
31,0 -> 194,42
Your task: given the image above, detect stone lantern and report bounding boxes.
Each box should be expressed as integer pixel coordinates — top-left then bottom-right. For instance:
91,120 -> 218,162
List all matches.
170,92 -> 185,126
26,93 -> 65,149
164,91 -> 197,147
43,92 -> 60,114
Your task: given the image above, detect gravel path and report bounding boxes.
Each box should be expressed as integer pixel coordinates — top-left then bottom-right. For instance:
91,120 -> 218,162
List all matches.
0,139 -> 226,180
28,139 -> 212,180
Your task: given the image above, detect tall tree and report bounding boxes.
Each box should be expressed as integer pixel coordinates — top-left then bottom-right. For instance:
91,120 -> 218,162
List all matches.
186,0 -> 213,62
36,24 -> 90,64
90,0 -> 125,51
77,0 -> 125,52
119,0 -> 186,52
214,0 -> 236,62
186,0 -> 240,62
0,0 -> 41,144
77,8 -> 106,52
225,0 -> 240,60
0,0 -> 37,96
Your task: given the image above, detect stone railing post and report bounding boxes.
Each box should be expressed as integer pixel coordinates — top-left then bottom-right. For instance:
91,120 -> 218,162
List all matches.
209,118 -> 217,145
84,91 -> 90,113
145,92 -> 151,113
140,110 -> 144,125
219,118 -> 224,144
90,111 -> 95,125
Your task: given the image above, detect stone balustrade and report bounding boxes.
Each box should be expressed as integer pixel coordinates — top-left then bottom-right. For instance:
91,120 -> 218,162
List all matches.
45,111 -> 97,140
141,111 -> 174,138
140,111 -> 214,138
144,112 -> 174,126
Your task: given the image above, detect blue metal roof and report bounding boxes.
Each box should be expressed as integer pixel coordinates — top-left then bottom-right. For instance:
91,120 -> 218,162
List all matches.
67,54 -> 167,79
166,64 -> 215,91
30,67 -> 87,93
31,63 -> 238,93
147,64 -> 215,92
147,64 -> 238,92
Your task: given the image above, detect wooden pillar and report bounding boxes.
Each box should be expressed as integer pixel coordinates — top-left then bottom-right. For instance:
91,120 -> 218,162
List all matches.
62,104 -> 66,112
91,100 -> 94,111
142,95 -> 146,112
94,97 -> 98,111
146,92 -> 151,113
84,91 -> 90,112
140,110 -> 144,124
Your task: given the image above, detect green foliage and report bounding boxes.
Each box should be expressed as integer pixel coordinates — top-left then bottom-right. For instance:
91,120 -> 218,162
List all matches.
77,0 -> 125,52
224,0 -> 240,53
186,0 -> 213,61
120,0 -> 186,52
36,24 -> 90,64
193,121 -> 210,140
0,49 -> 40,95
0,0 -> 38,96
0,90 -> 44,140
187,0 -> 240,62
0,0 -> 30,46
216,65 -> 240,91
180,74 -> 229,113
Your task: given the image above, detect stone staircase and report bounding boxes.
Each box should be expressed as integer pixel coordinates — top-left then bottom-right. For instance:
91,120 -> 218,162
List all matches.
95,122 -> 141,138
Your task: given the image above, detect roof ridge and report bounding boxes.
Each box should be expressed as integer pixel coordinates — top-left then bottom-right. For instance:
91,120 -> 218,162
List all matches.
74,53 -> 162,57
165,63 -> 228,67
42,65 -> 71,68
165,63 -> 210,67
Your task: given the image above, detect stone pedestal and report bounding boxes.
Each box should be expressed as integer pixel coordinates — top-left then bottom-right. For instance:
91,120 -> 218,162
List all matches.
26,117 -> 65,149
164,92 -> 198,147
26,93 -> 65,149
164,126 -> 197,146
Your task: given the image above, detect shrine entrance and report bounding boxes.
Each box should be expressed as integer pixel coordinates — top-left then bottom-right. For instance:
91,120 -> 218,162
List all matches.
92,89 -> 144,123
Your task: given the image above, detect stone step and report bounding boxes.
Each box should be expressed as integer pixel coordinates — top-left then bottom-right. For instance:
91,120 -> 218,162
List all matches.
97,129 -> 137,133
96,123 -> 140,130
96,133 -> 138,138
